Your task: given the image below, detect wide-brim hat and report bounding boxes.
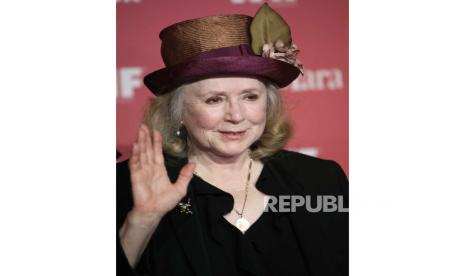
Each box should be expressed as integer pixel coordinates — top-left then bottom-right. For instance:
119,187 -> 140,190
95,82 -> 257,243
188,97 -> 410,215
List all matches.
144,4 -> 304,96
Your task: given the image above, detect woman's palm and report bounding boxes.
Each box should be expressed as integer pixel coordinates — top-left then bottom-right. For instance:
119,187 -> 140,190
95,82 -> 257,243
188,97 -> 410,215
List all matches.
129,125 -> 195,216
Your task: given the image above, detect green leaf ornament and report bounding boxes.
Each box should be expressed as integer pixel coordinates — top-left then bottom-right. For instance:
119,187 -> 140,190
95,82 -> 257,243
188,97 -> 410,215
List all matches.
250,3 -> 293,55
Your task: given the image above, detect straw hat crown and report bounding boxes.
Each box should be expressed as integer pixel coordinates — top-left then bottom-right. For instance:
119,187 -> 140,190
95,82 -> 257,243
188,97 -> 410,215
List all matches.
159,15 -> 253,66
143,3 -> 303,95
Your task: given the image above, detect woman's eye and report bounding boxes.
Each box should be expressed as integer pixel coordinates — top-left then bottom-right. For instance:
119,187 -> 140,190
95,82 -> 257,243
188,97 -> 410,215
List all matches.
244,94 -> 259,101
205,96 -> 222,104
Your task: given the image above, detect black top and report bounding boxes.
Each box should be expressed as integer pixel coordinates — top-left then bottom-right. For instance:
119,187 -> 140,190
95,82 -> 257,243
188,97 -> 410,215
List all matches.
117,150 -> 348,276
191,164 -> 308,276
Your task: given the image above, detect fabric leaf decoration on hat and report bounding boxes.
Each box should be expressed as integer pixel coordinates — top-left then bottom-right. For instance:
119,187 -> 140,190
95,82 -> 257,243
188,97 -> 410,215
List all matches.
250,3 -> 304,75
250,3 -> 291,54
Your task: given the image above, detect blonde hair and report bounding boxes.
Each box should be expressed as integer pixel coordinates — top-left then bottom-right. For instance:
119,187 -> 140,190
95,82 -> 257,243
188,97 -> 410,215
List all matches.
142,81 -> 292,160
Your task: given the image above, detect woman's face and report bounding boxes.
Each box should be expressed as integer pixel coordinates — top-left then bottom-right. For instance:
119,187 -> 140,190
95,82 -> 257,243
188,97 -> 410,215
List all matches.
182,77 -> 267,158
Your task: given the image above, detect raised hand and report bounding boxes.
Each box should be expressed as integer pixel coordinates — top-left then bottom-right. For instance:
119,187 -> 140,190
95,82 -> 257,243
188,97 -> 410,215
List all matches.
128,124 -> 195,222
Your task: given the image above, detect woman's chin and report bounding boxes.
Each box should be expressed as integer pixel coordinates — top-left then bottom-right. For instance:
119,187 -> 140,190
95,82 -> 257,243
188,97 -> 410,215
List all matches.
212,143 -> 251,158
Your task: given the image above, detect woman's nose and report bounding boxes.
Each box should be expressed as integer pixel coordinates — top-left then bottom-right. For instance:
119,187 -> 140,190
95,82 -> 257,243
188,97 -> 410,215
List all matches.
224,100 -> 244,123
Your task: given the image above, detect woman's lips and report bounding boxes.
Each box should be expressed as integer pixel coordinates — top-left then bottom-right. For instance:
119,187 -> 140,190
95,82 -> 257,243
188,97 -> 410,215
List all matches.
219,130 -> 246,140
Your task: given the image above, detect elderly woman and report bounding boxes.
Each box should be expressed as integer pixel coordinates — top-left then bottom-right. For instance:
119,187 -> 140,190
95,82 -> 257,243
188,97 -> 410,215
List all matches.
117,4 -> 348,276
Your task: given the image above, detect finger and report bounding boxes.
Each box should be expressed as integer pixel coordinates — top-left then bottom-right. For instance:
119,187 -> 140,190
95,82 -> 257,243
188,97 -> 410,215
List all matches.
141,125 -> 154,165
139,128 -> 148,165
174,163 -> 196,196
129,143 -> 141,171
130,142 -> 139,162
153,129 -> 165,164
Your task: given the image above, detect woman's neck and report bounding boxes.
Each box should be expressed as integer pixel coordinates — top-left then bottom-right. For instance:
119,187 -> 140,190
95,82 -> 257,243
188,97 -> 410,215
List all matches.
188,148 -> 254,190
189,149 -> 250,172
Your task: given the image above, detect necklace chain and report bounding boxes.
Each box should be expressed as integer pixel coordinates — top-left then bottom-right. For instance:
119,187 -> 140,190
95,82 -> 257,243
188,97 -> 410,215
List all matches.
193,158 -> 253,218
233,158 -> 252,218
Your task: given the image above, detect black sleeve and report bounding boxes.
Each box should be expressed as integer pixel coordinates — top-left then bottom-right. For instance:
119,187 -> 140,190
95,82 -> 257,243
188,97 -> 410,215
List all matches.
116,160 -> 136,276
329,160 -> 348,206
117,233 -> 139,276
116,160 -> 153,276
327,160 -> 349,276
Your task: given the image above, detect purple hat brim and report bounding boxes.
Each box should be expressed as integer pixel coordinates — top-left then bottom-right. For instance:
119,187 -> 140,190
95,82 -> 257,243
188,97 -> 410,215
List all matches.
144,55 -> 300,95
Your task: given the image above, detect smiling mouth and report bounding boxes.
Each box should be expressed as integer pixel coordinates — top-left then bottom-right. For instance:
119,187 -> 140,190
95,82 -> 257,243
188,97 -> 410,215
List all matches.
219,130 -> 246,134
218,130 -> 247,139
220,130 -> 245,134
